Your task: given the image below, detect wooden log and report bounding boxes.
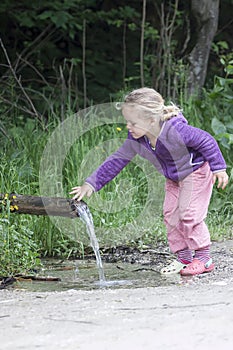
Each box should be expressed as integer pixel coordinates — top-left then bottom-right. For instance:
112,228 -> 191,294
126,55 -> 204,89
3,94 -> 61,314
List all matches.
0,193 -> 85,218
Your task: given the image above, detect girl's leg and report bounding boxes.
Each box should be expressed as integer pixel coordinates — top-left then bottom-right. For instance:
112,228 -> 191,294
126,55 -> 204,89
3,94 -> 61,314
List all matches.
163,162 -> 214,275
163,178 -> 193,262
163,163 -> 213,254
178,162 -> 213,251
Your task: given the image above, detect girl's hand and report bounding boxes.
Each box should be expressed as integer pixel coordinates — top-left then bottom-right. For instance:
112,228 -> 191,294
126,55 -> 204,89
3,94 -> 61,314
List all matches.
69,183 -> 94,201
212,171 -> 229,190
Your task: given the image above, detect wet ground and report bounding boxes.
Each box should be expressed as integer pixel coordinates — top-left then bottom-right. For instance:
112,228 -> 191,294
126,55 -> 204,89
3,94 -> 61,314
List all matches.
1,240 -> 233,349
101,239 -> 233,286
3,239 -> 233,292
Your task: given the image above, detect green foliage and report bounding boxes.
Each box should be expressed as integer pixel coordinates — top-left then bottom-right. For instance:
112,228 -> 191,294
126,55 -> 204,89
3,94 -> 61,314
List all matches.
206,61 -> 233,167
0,128 -> 86,276
0,196 -> 41,276
0,0 -> 145,115
207,206 -> 233,242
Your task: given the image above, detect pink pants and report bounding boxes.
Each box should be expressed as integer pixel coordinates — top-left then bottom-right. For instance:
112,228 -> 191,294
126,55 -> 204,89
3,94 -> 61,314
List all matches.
163,162 -> 213,253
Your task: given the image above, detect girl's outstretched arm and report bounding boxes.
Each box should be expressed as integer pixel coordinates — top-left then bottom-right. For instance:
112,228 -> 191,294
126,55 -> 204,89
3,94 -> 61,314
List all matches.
212,170 -> 229,190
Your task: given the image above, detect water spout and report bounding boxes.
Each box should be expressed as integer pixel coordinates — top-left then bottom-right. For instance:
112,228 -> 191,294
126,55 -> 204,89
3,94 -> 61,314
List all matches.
71,200 -> 106,283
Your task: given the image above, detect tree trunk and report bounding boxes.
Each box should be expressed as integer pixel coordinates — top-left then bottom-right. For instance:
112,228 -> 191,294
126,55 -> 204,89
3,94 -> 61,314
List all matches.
0,193 -> 85,218
187,0 -> 219,94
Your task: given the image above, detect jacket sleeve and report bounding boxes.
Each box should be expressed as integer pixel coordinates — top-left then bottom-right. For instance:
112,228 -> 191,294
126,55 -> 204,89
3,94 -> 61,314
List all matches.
85,136 -> 137,191
174,121 -> 227,172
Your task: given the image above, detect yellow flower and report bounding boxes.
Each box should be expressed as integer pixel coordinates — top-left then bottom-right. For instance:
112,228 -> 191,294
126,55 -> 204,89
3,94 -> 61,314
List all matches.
4,193 -> 8,199
14,205 -> 19,210
12,195 -> 17,199
10,205 -> 14,211
116,127 -> 122,132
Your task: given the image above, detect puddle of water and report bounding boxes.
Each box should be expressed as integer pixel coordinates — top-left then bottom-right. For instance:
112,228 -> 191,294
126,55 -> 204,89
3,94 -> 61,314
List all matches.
15,259 -> 182,292
15,201 -> 181,292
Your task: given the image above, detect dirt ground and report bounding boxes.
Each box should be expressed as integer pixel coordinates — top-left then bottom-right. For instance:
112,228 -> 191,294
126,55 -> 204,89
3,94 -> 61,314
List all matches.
1,240 -> 233,350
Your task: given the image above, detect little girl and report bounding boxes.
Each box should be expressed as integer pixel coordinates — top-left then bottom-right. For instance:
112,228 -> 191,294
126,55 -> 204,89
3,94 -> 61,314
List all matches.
70,88 -> 229,276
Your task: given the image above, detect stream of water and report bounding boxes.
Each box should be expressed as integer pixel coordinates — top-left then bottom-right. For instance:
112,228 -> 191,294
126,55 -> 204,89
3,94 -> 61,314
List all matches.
72,200 -> 106,284
71,201 -> 141,288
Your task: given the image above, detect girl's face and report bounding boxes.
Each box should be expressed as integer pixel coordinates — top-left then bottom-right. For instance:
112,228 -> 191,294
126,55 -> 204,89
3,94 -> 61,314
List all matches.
122,105 -> 154,139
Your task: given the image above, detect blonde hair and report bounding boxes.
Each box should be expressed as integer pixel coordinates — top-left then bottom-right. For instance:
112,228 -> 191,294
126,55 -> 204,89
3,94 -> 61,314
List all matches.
122,87 -> 181,121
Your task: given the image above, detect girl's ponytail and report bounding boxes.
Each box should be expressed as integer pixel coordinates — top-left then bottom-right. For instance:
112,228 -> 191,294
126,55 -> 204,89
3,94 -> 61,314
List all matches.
162,103 -> 181,121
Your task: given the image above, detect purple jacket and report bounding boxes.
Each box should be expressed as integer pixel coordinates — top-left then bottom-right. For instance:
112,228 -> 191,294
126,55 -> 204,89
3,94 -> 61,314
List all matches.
85,113 -> 226,191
